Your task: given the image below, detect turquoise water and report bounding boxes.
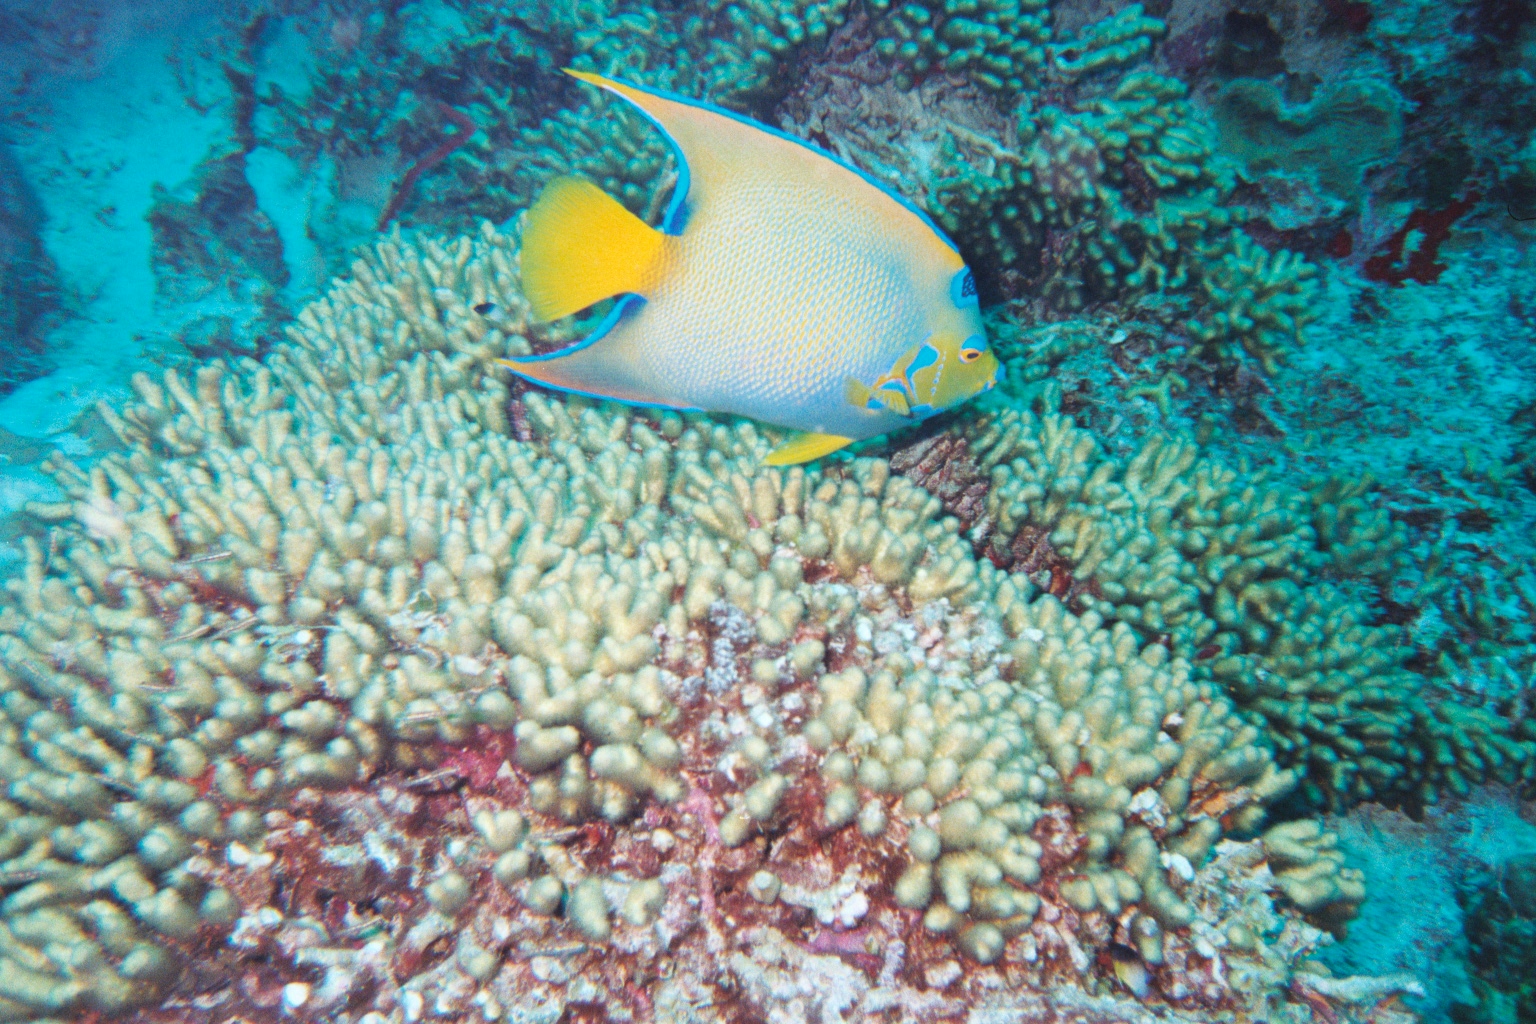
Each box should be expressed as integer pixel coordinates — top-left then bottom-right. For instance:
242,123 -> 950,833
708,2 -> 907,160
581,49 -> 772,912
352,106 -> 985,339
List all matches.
0,1 -> 1532,1022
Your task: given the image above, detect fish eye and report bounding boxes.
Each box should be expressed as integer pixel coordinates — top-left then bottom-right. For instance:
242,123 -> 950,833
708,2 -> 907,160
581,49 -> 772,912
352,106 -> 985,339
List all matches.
960,346 -> 984,363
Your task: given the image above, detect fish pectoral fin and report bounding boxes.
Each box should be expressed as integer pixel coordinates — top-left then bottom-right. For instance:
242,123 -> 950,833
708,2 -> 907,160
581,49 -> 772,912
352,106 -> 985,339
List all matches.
845,377 -> 911,416
875,386 -> 912,417
765,432 -> 854,466
521,176 -> 665,322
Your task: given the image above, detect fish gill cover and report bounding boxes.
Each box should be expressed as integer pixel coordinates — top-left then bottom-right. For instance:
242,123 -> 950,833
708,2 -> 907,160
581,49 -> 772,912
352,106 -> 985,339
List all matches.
0,1 -> 1531,1023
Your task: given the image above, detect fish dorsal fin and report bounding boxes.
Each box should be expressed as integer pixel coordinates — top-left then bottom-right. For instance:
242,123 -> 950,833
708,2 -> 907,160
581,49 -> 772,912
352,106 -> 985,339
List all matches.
564,70 -> 958,250
521,175 -> 666,322
766,432 -> 854,466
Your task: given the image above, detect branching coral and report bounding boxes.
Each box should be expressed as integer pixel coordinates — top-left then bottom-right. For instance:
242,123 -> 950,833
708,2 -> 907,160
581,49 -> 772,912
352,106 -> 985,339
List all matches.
262,0 -> 853,234
846,10 -> 1318,373
1261,819 -> 1365,934
1047,3 -> 1166,82
498,94 -> 675,223
959,400 -> 1533,810
868,0 -> 1052,92
1187,231 -> 1318,373
573,0 -> 855,104
0,223 -> 1406,1022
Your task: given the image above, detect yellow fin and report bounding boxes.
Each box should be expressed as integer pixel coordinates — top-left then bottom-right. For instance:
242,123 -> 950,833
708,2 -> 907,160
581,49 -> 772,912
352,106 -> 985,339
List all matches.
521,176 -> 664,322
766,432 -> 854,466
844,377 -> 872,408
876,388 -> 911,416
846,376 -> 912,416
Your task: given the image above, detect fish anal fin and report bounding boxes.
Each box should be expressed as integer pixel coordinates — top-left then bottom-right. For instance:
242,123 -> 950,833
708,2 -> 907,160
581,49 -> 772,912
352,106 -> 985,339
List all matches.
766,432 -> 854,466
521,176 -> 664,322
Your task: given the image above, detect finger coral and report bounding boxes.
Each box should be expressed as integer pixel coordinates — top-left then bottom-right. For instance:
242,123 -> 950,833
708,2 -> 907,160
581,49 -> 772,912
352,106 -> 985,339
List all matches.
964,399 -> 1534,810
0,224 -> 1407,1022
869,0 -> 1052,92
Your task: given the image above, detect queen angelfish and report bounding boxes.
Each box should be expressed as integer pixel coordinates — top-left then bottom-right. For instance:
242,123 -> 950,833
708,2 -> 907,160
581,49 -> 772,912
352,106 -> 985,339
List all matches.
499,70 -> 1002,465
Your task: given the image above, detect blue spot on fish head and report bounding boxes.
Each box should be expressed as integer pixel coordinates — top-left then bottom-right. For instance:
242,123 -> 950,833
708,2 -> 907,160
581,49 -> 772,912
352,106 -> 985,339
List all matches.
950,267 -> 979,309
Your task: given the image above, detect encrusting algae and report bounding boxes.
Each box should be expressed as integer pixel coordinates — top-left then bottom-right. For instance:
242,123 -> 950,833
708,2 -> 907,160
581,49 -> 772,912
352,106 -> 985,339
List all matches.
0,222 -> 1417,1022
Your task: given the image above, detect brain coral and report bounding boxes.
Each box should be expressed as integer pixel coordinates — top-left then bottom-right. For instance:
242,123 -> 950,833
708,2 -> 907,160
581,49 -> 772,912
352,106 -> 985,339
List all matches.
0,225 -> 1409,1023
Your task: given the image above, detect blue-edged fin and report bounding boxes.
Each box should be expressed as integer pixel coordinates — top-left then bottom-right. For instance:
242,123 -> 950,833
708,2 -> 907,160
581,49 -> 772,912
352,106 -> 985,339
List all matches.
874,383 -> 912,416
845,377 -> 911,416
766,432 -> 854,466
563,69 -> 962,255
521,176 -> 664,322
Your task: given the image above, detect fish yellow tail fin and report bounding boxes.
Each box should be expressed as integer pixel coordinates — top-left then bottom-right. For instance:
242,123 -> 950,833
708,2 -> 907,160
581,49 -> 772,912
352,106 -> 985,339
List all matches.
521,176 -> 665,322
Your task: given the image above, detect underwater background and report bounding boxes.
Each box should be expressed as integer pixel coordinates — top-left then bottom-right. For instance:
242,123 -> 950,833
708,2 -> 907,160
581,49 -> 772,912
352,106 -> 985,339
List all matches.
0,0 -> 1533,1021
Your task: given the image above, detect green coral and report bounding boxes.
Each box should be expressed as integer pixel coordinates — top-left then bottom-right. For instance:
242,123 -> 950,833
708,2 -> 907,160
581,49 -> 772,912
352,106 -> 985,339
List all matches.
1032,71 -> 1241,304
256,0 -> 1319,376
1047,3 -> 1166,81
503,97 -> 674,223
1213,78 -> 1405,205
869,0 -> 1052,91
260,0 -> 856,237
918,21 -> 1191,291
1187,230 -> 1318,373
910,20 -> 1316,373
967,399 -> 1535,809
570,0 -> 855,105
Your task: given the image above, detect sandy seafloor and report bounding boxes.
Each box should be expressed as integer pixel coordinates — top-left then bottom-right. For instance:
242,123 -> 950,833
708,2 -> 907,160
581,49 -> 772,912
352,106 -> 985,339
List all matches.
0,0 -> 1534,1022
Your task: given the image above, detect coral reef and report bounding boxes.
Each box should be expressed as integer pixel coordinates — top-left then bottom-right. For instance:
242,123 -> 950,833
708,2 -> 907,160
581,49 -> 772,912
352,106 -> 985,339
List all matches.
1262,819 -> 1365,933
1186,230 -> 1316,374
255,0 -> 1319,375
0,223 -> 1413,1022
776,7 -> 1318,374
1212,80 -> 1404,207
887,399 -> 1535,811
145,151 -> 289,361
868,0 -> 1051,92
8,0 -> 1536,1016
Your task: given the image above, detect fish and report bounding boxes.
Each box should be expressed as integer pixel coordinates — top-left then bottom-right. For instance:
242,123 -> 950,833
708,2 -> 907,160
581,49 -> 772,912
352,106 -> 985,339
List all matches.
1106,943 -> 1150,999
498,70 -> 1002,466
